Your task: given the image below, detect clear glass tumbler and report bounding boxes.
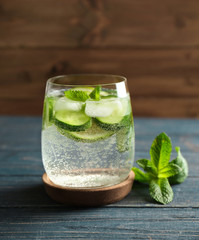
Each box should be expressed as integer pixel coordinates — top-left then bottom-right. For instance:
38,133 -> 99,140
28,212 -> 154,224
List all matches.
42,74 -> 135,188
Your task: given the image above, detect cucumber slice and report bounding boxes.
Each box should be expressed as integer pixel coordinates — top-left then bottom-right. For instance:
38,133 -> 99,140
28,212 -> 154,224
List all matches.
55,110 -> 91,132
100,89 -> 117,98
57,122 -> 114,143
72,87 -> 94,94
95,97 -> 131,130
95,114 -> 131,131
72,87 -> 112,98
101,88 -> 117,94
42,97 -> 55,129
101,94 -> 117,99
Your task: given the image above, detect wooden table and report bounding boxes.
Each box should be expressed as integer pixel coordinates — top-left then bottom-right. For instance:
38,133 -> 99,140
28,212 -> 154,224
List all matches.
0,116 -> 199,239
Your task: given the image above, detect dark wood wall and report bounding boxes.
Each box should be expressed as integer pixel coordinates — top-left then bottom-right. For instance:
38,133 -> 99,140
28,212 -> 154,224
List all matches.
1,0 -> 199,117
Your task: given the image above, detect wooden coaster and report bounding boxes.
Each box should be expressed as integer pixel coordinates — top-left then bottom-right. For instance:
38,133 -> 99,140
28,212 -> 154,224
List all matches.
42,171 -> 135,206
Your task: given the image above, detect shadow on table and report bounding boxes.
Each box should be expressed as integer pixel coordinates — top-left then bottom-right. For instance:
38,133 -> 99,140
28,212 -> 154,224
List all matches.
1,181 -> 156,210
1,183 -> 57,206
115,182 -> 156,206
0,181 -> 162,229
1,186 -> 106,231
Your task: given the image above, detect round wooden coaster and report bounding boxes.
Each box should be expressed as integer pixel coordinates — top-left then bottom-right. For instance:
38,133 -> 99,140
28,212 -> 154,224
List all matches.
42,171 -> 135,206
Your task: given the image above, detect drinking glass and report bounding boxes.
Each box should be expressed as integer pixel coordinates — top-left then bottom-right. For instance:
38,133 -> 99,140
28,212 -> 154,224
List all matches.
42,74 -> 135,188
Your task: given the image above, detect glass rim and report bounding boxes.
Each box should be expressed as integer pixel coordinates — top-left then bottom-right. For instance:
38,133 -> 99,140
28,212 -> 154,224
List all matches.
47,74 -> 127,87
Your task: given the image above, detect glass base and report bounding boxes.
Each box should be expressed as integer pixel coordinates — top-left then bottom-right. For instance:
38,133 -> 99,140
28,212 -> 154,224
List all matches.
47,168 -> 130,189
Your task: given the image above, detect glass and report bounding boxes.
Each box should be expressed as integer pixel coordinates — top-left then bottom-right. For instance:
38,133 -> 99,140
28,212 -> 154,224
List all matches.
41,74 -> 135,188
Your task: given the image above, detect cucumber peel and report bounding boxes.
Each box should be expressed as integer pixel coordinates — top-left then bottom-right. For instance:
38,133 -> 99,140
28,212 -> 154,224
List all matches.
57,122 -> 114,142
95,96 -> 131,130
55,110 -> 92,132
95,114 -> 131,131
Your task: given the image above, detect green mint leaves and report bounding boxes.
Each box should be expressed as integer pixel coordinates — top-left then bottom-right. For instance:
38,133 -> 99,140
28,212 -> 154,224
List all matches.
132,132 -> 188,204
150,132 -> 172,170
132,168 -> 152,183
169,147 -> 189,184
65,90 -> 90,102
65,86 -> 101,102
89,86 -> 101,101
149,178 -> 173,205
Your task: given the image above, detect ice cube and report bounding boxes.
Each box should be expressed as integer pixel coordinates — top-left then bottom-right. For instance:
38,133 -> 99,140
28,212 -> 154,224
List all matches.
55,97 -> 83,112
85,99 -> 123,117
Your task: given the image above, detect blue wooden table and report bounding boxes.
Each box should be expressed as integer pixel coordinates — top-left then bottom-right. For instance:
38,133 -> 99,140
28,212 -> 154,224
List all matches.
0,116 -> 199,239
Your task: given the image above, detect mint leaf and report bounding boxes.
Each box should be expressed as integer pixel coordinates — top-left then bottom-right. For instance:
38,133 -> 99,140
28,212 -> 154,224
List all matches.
149,178 -> 173,204
65,86 -> 101,102
132,167 -> 152,183
158,163 -> 182,178
136,159 -> 157,176
65,90 -> 89,102
89,86 -> 101,101
169,147 -> 188,184
150,132 -> 172,170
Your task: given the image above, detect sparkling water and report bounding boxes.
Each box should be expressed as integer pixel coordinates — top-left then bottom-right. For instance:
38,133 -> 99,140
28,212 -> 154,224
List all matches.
42,89 -> 134,188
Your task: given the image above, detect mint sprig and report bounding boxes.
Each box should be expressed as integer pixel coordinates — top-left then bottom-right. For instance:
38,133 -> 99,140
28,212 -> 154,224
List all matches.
132,132 -> 188,204
65,86 -> 101,102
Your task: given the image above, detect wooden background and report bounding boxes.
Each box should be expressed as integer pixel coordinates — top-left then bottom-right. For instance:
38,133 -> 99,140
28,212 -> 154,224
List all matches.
0,0 -> 199,117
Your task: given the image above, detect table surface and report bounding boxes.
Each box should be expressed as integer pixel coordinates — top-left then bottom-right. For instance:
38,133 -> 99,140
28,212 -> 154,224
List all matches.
0,116 -> 199,239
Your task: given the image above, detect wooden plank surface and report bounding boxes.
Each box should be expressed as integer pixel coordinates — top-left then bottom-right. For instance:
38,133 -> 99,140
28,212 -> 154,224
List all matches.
0,176 -> 198,208
1,0 -> 199,47
1,48 -> 199,100
0,208 -> 199,240
1,0 -> 199,117
0,117 -> 198,239
0,49 -> 199,116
